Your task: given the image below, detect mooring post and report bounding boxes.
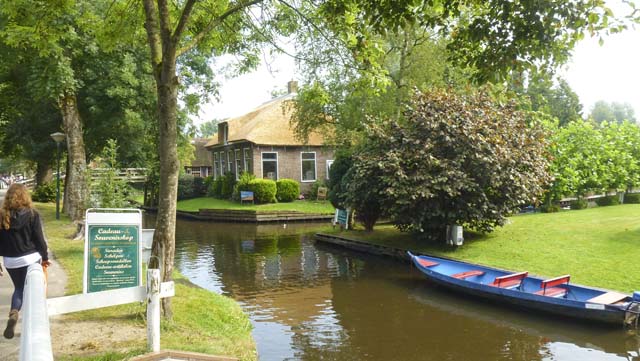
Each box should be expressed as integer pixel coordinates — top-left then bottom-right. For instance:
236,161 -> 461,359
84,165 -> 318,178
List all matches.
147,268 -> 161,352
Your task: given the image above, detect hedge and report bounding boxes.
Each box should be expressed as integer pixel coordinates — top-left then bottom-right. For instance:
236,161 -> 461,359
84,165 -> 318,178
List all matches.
570,198 -> 588,210
276,179 -> 299,202
249,179 -> 277,203
31,182 -> 57,203
624,193 -> 640,204
595,195 -> 620,207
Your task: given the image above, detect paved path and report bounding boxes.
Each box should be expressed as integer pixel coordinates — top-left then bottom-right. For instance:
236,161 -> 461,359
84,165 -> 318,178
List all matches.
0,259 -> 66,360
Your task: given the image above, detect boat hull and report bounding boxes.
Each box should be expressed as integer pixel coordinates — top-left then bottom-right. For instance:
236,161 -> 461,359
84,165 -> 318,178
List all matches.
409,253 -> 629,326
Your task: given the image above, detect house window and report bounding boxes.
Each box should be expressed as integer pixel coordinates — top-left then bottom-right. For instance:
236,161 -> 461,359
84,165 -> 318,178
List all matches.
301,152 -> 316,182
262,152 -> 278,180
192,168 -> 201,177
235,149 -> 241,180
220,152 -> 225,174
213,153 -> 219,178
227,150 -> 233,175
326,159 -> 334,179
243,148 -> 251,173
185,168 -> 192,175
223,124 -> 228,145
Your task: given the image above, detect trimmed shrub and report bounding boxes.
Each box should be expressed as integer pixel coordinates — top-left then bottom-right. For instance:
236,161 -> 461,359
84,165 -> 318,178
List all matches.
209,177 -> 223,198
193,177 -> 207,197
248,179 -> 277,203
595,195 -> 620,207
31,182 -> 57,203
221,172 -> 236,199
276,179 -> 299,202
570,198 -> 588,210
233,172 -> 256,201
539,204 -> 560,213
624,193 -> 640,204
178,175 -> 195,200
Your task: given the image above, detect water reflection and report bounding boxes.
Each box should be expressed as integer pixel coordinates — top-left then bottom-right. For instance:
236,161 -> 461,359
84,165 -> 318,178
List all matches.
149,215 -> 639,361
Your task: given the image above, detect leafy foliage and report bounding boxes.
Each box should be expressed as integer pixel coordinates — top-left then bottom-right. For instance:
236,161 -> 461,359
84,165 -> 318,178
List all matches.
177,175 -> 203,201
209,177 -> 223,199
232,172 -> 256,201
350,88 -> 551,239
220,172 -> 237,200
248,179 -> 277,204
570,199 -> 589,210
595,195 -> 620,207
623,193 -> 640,204
31,182 -> 57,203
276,179 -> 299,203
590,101 -> 636,124
327,153 -> 353,209
87,139 -> 130,208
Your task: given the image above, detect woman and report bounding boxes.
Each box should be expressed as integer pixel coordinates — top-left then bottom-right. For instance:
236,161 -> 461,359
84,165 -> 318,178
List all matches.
0,183 -> 50,339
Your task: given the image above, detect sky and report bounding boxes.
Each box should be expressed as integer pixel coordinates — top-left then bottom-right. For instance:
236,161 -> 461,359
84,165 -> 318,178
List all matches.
195,9 -> 640,126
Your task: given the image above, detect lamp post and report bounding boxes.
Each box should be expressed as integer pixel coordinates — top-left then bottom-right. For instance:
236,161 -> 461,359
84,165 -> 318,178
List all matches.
50,132 -> 65,220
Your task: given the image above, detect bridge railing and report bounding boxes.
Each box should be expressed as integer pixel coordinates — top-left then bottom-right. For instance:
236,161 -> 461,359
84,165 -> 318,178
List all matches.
90,168 -> 147,183
20,263 -> 53,361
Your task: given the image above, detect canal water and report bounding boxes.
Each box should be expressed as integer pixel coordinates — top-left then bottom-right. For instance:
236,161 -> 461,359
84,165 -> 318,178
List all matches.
157,216 -> 639,361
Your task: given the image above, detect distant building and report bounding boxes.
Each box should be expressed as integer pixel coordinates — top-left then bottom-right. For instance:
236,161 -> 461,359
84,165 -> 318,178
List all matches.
205,81 -> 334,192
185,138 -> 213,178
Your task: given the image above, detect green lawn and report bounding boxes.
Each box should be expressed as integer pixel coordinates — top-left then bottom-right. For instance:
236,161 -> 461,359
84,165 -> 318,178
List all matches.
40,203 -> 256,360
177,197 -> 334,214
327,205 -> 640,293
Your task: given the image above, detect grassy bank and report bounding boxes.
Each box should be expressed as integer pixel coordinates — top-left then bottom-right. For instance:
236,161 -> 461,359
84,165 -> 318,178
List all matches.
40,203 -> 256,360
327,205 -> 640,293
177,197 -> 334,214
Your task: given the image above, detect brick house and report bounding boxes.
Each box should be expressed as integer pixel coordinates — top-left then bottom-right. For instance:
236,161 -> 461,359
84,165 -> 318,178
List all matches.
184,138 -> 213,177
204,83 -> 334,193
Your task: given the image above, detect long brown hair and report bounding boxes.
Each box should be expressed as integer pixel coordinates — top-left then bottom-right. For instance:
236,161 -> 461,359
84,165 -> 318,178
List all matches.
1,183 -> 33,229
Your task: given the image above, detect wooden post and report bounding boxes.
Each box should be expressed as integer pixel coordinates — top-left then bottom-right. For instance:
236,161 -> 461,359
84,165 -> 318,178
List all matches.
147,268 -> 161,352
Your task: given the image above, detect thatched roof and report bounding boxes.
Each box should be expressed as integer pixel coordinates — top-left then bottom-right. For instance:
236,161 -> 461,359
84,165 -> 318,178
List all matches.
204,94 -> 326,148
191,138 -> 213,166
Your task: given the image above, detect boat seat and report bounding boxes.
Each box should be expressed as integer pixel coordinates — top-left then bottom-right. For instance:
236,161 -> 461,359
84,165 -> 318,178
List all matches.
587,291 -> 629,305
417,258 -> 439,268
491,271 -> 528,289
452,270 -> 485,279
535,275 -> 570,298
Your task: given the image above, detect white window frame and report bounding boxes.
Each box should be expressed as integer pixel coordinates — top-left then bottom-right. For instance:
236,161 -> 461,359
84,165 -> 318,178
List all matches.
326,159 -> 334,180
219,152 -> 225,174
243,148 -> 251,173
300,151 -> 317,182
235,149 -> 241,180
227,150 -> 233,175
261,152 -> 278,180
213,153 -> 219,178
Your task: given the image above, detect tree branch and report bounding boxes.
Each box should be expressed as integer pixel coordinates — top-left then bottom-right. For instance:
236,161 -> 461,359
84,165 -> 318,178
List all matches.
142,0 -> 162,70
176,0 -> 265,57
172,0 -> 197,46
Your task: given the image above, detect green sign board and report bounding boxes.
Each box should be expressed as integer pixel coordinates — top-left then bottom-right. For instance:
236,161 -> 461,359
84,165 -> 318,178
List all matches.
87,224 -> 140,293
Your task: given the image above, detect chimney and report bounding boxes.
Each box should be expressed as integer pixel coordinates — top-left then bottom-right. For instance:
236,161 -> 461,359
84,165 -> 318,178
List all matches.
287,80 -> 298,94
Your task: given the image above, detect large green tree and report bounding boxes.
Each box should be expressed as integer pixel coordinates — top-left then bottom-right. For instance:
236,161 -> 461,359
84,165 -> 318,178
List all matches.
590,100 -> 636,124
351,88 -> 551,239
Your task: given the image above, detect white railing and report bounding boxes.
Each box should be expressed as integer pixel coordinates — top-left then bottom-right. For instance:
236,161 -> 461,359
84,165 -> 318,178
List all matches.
20,263 -> 53,361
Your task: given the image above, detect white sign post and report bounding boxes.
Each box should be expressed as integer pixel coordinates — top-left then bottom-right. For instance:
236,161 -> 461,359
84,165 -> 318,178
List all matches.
46,208 -> 174,352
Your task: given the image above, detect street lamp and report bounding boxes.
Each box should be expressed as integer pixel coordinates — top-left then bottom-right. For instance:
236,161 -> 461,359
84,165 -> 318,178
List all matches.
50,132 -> 65,220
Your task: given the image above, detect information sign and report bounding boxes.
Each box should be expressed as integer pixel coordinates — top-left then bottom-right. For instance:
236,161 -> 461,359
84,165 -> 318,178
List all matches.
335,208 -> 349,229
84,209 -> 142,293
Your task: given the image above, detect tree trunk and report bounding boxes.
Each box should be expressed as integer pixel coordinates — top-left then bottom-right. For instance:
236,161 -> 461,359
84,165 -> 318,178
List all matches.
35,162 -> 53,186
149,58 -> 180,319
60,93 -> 88,222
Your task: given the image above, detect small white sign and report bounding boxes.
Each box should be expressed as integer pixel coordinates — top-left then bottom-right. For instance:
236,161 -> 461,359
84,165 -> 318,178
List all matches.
585,303 -> 605,310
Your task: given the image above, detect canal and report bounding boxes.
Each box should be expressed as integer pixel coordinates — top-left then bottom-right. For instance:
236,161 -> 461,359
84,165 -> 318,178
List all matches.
157,216 -> 639,361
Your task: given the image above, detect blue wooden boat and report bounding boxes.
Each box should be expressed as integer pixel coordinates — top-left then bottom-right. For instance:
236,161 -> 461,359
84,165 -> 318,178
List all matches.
407,252 -> 640,327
